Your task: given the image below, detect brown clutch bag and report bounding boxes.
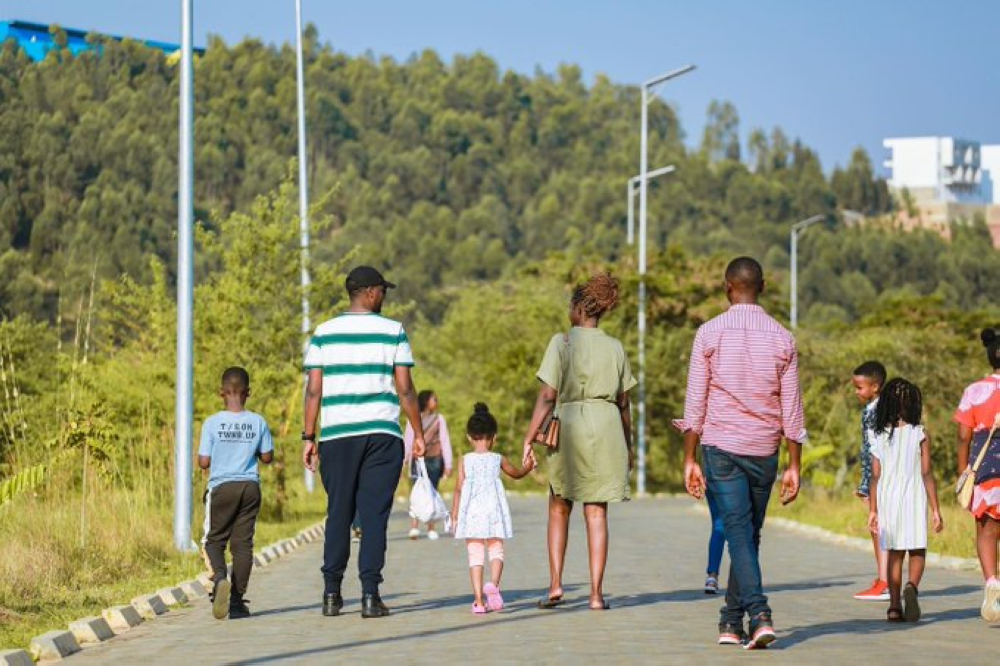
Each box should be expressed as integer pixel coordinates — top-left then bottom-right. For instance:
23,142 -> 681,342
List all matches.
533,411 -> 560,449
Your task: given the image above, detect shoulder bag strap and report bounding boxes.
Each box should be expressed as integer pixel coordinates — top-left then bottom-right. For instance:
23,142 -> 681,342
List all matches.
971,414 -> 1000,473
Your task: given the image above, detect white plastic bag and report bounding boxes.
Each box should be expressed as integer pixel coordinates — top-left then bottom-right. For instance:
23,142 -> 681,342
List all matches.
408,458 -> 451,531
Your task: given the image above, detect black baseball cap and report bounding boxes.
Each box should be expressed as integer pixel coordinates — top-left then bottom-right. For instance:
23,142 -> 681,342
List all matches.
346,265 -> 396,292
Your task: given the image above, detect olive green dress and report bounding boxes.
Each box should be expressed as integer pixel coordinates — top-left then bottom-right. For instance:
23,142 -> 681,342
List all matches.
536,327 -> 637,503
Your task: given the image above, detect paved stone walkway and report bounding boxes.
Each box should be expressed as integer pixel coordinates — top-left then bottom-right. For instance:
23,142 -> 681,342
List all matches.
66,497 -> 995,665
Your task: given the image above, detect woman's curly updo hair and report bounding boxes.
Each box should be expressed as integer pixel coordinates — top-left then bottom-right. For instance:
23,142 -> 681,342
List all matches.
982,328 -> 1000,369
467,402 -> 498,439
571,272 -> 620,320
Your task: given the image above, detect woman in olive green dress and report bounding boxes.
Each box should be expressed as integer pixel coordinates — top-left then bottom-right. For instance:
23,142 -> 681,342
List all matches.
522,272 -> 636,610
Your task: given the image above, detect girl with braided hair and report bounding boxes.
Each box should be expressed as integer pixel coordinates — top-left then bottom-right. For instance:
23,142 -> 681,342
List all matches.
523,272 -> 637,611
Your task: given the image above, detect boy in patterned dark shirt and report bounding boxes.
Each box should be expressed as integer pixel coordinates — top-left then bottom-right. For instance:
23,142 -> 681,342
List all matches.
851,360 -> 888,601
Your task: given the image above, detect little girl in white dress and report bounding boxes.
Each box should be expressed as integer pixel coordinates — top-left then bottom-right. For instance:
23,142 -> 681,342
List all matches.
867,378 -> 943,623
451,403 -> 535,614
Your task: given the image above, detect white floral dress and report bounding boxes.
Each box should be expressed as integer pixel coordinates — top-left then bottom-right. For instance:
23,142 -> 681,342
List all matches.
453,452 -> 513,539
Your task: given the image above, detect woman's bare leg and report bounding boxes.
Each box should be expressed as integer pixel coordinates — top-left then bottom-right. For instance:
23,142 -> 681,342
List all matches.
907,548 -> 926,588
978,516 -> 1000,580
584,502 -> 609,608
547,494 -> 572,599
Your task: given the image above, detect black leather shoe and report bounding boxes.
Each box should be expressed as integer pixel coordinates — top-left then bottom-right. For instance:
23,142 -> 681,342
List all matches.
229,596 -> 251,620
322,592 -> 343,617
361,593 -> 390,618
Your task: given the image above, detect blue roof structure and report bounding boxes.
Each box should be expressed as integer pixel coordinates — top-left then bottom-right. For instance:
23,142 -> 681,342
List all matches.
0,19 -> 202,61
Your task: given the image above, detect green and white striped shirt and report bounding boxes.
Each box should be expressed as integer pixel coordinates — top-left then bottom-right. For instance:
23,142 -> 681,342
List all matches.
304,312 -> 415,441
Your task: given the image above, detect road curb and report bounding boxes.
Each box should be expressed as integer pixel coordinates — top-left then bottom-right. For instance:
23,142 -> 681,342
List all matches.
0,650 -> 33,666
101,605 -> 143,633
156,587 -> 189,607
688,502 -> 979,571
6,521 -> 327,660
29,631 -> 80,661
67,617 -> 114,645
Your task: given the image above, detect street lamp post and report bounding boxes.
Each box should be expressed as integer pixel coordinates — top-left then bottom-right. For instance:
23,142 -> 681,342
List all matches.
174,0 -> 195,552
636,65 -> 694,496
627,165 -> 675,245
294,0 -> 315,493
789,214 -> 825,329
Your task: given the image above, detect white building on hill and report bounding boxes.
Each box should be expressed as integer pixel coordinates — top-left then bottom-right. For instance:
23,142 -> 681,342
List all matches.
883,136 -> 1000,247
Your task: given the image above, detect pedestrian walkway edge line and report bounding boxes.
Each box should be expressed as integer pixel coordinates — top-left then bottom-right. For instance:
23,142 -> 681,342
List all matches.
10,520 -> 327,660
687,502 -> 978,571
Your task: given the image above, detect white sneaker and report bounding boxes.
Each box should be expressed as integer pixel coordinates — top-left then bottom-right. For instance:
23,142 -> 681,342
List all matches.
408,528 -> 420,540
427,530 -> 440,541
982,579 -> 1000,623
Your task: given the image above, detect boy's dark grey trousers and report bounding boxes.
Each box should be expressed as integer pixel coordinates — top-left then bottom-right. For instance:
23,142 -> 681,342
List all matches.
204,480 -> 261,596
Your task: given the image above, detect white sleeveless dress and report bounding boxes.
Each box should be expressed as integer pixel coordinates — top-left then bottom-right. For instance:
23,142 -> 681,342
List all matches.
453,452 -> 513,539
869,424 -> 928,550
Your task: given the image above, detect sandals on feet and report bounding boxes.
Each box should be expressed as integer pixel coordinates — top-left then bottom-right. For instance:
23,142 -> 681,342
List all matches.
903,583 -> 921,622
589,599 -> 610,611
484,583 -> 504,611
537,594 -> 564,609
886,607 -> 904,622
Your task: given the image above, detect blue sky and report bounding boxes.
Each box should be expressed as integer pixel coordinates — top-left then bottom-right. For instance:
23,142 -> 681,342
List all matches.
5,1 -> 998,172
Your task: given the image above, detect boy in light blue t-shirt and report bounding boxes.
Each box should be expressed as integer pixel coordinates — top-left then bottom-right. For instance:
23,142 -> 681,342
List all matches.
198,366 -> 273,620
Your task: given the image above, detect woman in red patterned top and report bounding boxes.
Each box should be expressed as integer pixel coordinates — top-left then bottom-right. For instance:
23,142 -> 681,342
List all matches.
954,328 -> 1000,623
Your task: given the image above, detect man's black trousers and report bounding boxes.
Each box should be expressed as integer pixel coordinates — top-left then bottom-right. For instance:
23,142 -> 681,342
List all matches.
319,433 -> 403,595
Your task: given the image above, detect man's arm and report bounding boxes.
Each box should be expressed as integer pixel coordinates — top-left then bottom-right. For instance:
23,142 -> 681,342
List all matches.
394,365 -> 425,457
780,439 -> 802,504
679,329 -> 709,499
302,368 -> 323,472
778,342 -> 808,446
778,340 -> 806,505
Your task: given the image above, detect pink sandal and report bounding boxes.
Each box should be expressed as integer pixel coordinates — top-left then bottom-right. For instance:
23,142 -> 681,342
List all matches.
484,583 -> 504,611
471,602 -> 487,615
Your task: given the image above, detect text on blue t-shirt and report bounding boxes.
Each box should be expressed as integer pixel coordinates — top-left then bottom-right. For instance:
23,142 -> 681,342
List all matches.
198,410 -> 274,489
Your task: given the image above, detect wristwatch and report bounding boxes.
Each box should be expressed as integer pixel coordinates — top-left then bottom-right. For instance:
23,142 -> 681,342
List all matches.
302,432 -> 316,442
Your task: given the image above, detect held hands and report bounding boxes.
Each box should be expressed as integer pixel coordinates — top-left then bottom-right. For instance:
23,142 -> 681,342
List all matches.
522,442 -> 534,468
522,448 -> 538,472
684,460 -> 705,500
780,467 -> 800,505
302,440 -> 318,473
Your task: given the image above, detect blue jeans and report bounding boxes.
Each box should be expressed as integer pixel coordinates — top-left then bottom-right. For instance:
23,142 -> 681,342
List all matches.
705,487 -> 726,575
703,446 -> 778,624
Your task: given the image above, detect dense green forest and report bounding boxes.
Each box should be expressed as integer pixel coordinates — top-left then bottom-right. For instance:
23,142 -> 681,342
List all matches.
2,25 -> 998,650
3,25 -> 999,327
2,23 -> 999,485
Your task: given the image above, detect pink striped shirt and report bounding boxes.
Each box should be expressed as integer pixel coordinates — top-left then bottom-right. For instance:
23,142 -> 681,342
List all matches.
674,303 -> 807,457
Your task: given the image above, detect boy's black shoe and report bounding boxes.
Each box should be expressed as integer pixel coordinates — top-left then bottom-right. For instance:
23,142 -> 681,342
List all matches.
211,579 -> 232,620
229,595 -> 251,620
360,593 -> 390,618
322,592 -> 344,617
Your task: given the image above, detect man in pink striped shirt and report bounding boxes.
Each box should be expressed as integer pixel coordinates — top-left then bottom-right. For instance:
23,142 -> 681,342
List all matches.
676,256 -> 805,650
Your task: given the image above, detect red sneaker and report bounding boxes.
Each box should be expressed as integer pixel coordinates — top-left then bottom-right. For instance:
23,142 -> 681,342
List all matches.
853,579 -> 890,601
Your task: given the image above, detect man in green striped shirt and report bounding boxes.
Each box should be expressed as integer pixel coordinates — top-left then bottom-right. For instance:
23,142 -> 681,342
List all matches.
302,266 -> 426,619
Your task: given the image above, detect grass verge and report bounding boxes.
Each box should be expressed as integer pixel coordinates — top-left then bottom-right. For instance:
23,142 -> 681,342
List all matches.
775,486 -> 977,560
0,484 -> 326,650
